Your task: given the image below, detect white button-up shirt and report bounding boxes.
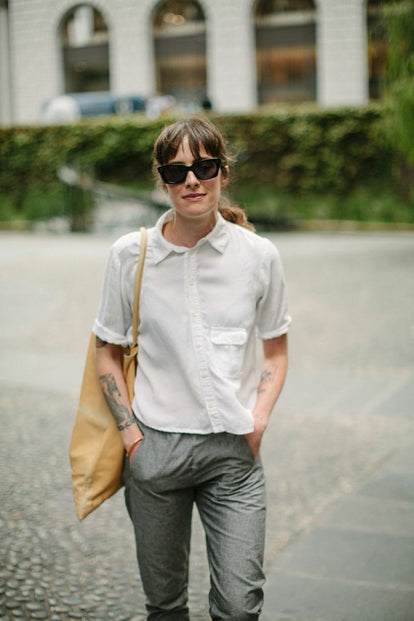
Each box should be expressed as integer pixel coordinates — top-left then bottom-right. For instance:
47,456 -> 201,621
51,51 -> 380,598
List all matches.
94,210 -> 291,435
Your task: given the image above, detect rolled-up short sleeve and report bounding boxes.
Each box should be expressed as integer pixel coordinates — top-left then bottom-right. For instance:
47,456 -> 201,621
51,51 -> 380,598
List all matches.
255,240 -> 291,339
93,243 -> 132,347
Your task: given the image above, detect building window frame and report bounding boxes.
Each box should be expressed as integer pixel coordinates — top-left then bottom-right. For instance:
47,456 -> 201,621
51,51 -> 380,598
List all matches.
152,0 -> 207,107
254,0 -> 317,105
60,3 -> 110,94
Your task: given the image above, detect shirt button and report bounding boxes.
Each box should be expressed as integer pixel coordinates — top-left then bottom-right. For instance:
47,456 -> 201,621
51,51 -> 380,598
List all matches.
192,310 -> 197,317
195,342 -> 201,348
189,280 -> 194,286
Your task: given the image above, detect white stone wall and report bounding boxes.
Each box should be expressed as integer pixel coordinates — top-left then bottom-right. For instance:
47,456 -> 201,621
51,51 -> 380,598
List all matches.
317,0 -> 368,106
207,0 -> 257,113
108,0 -> 155,97
8,0 -> 55,124
6,0 -> 370,125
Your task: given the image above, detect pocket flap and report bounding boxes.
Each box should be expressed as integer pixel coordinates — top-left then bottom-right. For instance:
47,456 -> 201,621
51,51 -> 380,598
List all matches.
211,329 -> 247,346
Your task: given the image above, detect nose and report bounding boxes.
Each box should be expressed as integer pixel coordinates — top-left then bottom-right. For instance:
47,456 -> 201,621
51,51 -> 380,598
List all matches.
185,169 -> 199,186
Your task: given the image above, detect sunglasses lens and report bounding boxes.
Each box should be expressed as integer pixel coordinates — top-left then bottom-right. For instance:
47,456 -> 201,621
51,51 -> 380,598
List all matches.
193,159 -> 220,180
160,165 -> 187,184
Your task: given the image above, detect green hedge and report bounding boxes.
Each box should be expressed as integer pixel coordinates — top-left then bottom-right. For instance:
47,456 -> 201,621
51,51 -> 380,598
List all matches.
215,106 -> 392,194
0,117 -> 165,212
0,104 -> 397,223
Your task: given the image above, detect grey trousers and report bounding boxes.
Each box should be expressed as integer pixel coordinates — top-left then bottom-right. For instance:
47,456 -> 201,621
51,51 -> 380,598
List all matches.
123,420 -> 266,621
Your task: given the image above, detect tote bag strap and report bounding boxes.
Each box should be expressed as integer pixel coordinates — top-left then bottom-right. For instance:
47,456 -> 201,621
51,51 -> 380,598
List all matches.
131,227 -> 148,349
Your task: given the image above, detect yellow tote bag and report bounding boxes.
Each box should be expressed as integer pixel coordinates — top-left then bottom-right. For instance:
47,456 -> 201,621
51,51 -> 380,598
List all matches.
69,228 -> 147,520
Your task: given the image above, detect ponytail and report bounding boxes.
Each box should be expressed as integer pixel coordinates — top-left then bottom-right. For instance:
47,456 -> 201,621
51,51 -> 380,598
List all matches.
218,203 -> 255,232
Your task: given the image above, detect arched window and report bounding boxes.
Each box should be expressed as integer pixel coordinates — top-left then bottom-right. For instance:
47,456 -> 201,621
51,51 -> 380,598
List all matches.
367,0 -> 391,99
255,0 -> 316,105
60,4 -> 110,93
152,0 -> 207,106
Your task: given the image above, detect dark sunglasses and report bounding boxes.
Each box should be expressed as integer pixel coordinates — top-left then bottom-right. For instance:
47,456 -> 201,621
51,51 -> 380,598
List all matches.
157,158 -> 221,184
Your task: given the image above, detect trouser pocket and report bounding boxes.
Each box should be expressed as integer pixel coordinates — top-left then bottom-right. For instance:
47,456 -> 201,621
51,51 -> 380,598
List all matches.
128,421 -> 195,492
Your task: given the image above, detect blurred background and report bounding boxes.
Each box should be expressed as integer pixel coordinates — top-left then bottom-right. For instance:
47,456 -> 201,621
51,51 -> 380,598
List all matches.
0,0 -> 413,232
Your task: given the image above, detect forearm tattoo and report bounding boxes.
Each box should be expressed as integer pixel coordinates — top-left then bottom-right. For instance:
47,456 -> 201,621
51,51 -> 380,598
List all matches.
98,373 -> 135,431
257,364 -> 278,395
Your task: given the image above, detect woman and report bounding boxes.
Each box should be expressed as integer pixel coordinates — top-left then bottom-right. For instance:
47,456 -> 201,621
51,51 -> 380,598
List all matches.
94,116 -> 291,620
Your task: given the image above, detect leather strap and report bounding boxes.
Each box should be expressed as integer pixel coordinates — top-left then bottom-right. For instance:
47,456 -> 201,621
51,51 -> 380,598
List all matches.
131,227 -> 147,350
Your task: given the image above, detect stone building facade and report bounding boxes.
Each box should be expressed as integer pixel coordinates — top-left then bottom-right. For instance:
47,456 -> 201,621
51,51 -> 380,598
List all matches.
0,0 -> 378,125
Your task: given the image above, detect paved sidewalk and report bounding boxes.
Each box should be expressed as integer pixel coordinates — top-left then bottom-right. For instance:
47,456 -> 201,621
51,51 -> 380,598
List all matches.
262,441 -> 414,621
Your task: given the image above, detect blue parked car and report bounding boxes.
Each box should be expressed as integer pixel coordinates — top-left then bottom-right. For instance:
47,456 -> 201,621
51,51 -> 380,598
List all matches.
40,91 -> 147,123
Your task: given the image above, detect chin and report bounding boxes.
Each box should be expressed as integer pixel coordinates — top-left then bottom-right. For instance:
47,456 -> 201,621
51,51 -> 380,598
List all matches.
177,204 -> 218,219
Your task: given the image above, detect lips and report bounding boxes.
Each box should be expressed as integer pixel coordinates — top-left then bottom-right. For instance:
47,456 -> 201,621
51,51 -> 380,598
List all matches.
183,193 -> 206,200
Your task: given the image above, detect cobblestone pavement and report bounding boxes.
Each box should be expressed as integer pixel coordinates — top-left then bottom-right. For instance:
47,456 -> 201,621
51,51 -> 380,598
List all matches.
1,229 -> 414,620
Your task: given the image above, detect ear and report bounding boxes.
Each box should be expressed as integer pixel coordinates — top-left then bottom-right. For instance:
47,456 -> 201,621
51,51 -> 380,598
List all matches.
221,165 -> 229,188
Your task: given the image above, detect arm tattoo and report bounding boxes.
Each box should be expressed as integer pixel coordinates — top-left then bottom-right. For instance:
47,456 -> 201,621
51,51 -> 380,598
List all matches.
95,336 -> 109,348
98,373 -> 135,431
257,364 -> 278,394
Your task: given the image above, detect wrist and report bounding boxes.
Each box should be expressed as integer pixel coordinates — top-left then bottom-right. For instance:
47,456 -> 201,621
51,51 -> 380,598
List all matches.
252,410 -> 269,431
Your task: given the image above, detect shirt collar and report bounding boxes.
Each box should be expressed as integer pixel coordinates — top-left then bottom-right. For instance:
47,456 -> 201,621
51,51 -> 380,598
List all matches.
151,209 -> 229,264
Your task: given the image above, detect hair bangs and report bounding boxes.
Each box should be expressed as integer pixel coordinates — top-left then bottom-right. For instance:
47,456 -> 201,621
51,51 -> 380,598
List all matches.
154,117 -> 225,166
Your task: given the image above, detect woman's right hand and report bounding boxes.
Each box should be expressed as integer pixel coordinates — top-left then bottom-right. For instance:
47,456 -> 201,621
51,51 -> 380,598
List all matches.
127,437 -> 143,465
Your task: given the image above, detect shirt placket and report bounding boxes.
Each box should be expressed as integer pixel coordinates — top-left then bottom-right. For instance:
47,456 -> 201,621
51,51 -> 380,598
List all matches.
186,248 -> 223,432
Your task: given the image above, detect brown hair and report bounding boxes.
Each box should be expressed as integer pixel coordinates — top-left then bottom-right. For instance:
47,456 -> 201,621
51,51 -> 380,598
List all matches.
153,116 -> 255,232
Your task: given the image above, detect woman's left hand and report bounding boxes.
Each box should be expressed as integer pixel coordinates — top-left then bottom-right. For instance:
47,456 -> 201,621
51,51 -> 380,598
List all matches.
244,414 -> 267,458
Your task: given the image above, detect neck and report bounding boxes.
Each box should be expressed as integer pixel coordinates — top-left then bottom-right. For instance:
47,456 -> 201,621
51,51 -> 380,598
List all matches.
163,211 -> 218,248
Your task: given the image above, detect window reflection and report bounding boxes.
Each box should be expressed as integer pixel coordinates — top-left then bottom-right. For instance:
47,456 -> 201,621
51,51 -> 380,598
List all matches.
255,0 -> 316,105
152,0 -> 207,106
60,5 -> 110,93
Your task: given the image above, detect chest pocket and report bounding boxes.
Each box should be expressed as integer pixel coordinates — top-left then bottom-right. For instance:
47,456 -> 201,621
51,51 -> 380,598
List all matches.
210,328 -> 247,379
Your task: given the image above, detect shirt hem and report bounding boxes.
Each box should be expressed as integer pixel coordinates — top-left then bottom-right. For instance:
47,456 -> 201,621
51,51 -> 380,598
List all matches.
133,417 -> 253,436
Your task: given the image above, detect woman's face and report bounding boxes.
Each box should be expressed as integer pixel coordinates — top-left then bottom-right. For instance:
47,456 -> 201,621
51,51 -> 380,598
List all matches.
163,135 -> 227,225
